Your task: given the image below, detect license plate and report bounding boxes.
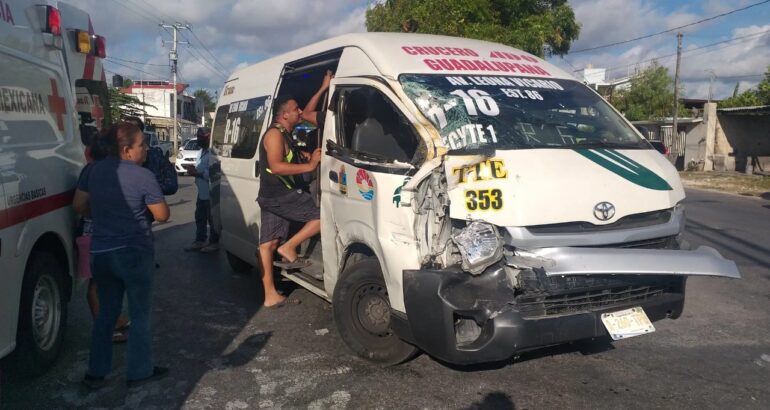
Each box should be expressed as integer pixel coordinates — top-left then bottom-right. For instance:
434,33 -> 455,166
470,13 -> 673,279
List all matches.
601,307 -> 655,340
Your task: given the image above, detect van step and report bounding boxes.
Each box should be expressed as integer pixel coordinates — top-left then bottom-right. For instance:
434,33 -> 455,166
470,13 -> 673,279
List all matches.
280,269 -> 329,302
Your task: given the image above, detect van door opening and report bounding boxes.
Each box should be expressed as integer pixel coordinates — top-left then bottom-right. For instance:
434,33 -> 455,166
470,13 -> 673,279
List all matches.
269,50 -> 342,286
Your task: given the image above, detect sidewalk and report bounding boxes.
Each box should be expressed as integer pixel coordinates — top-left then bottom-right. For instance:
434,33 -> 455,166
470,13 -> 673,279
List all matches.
679,171 -> 770,197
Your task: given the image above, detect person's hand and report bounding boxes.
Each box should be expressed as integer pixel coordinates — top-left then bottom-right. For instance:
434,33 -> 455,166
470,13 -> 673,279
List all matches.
322,70 -> 334,89
310,148 -> 322,166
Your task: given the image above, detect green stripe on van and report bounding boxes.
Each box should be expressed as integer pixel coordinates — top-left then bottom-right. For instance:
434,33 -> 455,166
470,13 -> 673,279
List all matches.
574,149 -> 672,191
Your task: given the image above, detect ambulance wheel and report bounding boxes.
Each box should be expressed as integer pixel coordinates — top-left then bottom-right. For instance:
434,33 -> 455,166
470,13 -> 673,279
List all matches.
227,251 -> 252,273
333,257 -> 418,365
14,251 -> 68,377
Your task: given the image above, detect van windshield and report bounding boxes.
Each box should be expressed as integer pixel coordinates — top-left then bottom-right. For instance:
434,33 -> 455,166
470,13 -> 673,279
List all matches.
399,74 -> 647,153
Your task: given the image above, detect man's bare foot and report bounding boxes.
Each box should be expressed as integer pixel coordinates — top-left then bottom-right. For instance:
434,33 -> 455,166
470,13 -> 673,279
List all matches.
276,244 -> 299,263
263,294 -> 286,308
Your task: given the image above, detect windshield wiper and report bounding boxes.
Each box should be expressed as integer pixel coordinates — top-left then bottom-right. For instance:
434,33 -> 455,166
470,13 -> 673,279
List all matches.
568,141 -> 639,149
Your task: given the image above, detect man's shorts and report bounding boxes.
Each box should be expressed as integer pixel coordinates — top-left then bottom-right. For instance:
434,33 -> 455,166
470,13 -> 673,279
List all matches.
257,189 -> 320,245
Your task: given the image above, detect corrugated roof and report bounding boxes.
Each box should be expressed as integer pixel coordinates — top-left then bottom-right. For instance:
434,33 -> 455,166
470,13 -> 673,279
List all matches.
717,105 -> 770,114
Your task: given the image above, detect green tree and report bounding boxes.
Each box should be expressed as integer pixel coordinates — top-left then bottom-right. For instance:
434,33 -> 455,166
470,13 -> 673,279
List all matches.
108,88 -> 155,122
365,0 -> 581,57
613,62 -> 683,121
193,88 -> 217,112
756,64 -> 770,104
719,65 -> 770,108
193,89 -> 216,127
122,78 -> 133,88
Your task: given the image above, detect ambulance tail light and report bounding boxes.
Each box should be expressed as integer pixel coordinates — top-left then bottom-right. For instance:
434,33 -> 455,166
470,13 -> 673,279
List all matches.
45,6 -> 62,37
95,35 -> 107,58
76,30 -> 91,54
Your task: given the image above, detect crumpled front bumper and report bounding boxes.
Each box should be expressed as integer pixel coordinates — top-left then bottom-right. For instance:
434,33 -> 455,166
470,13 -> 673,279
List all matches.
400,245 -> 739,365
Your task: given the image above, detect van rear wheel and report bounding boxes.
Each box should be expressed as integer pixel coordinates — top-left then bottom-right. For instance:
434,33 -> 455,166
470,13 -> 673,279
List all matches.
13,251 -> 67,377
333,257 -> 418,365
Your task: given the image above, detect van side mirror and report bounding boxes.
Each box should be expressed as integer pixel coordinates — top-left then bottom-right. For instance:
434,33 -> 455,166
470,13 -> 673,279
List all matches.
79,124 -> 99,146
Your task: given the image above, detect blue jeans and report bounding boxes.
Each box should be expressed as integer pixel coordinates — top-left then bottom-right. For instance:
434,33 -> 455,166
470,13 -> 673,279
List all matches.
88,247 -> 155,380
195,198 -> 219,243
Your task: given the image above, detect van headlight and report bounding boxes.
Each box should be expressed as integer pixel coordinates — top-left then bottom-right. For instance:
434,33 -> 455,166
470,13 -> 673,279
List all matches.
452,221 -> 504,275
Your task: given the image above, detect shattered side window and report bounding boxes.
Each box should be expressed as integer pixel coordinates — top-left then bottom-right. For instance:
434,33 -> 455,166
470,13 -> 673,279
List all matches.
399,74 -> 645,153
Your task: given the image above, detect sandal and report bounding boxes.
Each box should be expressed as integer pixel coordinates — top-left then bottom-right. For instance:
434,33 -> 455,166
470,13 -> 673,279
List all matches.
115,320 -> 131,332
112,329 -> 128,344
264,298 -> 302,309
273,256 -> 312,270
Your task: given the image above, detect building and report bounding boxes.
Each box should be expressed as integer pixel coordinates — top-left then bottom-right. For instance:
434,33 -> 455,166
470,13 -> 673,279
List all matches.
120,80 -> 204,142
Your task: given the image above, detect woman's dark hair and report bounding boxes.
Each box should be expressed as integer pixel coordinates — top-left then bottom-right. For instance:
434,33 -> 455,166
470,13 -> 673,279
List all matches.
101,122 -> 142,157
124,116 -> 145,131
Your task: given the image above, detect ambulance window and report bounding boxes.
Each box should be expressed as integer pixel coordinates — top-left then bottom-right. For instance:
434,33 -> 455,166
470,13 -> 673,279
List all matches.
336,86 -> 421,164
212,96 -> 270,159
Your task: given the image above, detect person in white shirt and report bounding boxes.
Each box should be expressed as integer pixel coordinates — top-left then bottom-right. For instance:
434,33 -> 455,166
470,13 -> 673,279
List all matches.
184,128 -> 219,252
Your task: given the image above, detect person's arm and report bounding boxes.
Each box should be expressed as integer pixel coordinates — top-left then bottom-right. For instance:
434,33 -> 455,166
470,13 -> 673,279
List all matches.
73,165 -> 92,216
264,129 -> 320,176
72,189 -> 90,216
188,151 -> 209,179
301,70 -> 333,126
147,202 -> 170,222
142,170 -> 170,222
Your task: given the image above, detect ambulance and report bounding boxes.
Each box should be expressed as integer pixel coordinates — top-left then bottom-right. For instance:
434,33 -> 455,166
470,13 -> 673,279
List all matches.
0,0 -> 110,374
211,33 -> 739,365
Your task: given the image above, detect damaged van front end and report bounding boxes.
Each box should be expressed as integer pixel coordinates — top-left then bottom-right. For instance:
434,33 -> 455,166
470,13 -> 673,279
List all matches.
396,74 -> 740,365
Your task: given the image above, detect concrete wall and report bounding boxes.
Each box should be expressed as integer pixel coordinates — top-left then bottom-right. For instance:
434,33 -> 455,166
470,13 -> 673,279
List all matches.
716,112 -> 770,173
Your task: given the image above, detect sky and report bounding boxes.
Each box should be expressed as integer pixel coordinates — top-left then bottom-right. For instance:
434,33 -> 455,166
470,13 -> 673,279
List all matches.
70,0 -> 770,101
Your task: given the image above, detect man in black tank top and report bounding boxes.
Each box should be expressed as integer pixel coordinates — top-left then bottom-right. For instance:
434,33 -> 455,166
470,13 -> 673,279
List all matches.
256,96 -> 322,308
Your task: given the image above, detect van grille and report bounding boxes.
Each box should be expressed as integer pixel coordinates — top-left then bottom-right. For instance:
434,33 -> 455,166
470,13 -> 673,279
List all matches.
526,209 -> 672,234
588,236 -> 677,250
515,274 -> 683,318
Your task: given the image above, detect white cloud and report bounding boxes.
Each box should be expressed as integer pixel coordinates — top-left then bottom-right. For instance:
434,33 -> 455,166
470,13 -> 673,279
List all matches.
65,0 -> 372,89
553,1 -> 770,99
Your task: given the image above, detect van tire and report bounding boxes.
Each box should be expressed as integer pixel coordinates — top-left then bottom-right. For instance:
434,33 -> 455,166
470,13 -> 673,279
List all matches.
13,251 -> 68,377
333,257 -> 418,365
227,251 -> 252,273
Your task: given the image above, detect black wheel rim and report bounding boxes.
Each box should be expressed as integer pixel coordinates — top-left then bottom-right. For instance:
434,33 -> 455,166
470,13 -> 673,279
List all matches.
353,282 -> 392,338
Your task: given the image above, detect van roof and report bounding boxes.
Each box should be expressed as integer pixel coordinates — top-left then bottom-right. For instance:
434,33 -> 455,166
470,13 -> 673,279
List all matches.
229,32 -> 573,84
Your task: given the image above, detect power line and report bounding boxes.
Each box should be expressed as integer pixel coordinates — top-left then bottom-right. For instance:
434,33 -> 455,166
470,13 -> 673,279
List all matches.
602,28 -> 770,75
186,27 -> 229,74
569,0 -> 770,54
108,56 -> 169,67
104,58 -> 166,77
135,0 -> 175,23
182,46 -> 228,80
109,0 -> 158,23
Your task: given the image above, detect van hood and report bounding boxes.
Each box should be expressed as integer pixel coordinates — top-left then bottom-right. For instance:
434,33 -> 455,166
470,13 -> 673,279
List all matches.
443,148 -> 684,227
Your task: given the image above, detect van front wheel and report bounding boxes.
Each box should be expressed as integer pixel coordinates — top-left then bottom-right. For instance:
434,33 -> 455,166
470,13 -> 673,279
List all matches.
333,257 -> 417,365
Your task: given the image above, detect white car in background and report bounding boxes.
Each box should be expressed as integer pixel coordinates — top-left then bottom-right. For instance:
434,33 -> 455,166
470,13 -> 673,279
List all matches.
175,138 -> 202,175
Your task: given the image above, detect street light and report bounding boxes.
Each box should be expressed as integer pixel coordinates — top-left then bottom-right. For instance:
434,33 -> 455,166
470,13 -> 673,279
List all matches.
705,69 -> 716,102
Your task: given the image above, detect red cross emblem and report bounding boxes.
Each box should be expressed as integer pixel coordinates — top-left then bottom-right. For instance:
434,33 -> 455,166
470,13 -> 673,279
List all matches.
91,95 -> 104,130
47,79 -> 66,131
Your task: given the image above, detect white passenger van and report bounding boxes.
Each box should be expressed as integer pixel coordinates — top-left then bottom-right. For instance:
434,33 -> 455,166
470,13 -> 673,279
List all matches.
0,0 -> 110,374
211,33 -> 739,365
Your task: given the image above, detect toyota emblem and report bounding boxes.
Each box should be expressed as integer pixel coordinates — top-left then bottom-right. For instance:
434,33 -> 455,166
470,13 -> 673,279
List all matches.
593,202 -> 615,221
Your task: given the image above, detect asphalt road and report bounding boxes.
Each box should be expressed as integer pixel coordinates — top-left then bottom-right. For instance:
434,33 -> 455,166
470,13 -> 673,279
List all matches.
1,180 -> 769,409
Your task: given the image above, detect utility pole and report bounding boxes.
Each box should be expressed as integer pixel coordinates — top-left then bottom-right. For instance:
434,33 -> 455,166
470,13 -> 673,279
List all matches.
672,32 -> 682,146
160,22 -> 189,156
705,69 -> 716,102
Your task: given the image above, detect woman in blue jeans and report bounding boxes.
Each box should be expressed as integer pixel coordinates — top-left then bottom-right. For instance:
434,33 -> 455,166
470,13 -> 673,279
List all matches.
73,122 -> 170,389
